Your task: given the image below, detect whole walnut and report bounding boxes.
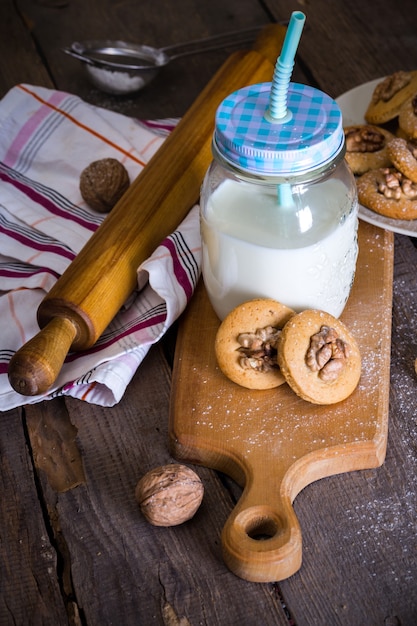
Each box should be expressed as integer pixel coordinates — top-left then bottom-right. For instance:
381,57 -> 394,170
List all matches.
135,464 -> 204,527
79,157 -> 130,213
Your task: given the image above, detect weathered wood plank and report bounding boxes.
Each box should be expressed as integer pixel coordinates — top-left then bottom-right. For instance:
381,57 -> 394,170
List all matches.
0,0 -> 53,94
0,409 -> 69,625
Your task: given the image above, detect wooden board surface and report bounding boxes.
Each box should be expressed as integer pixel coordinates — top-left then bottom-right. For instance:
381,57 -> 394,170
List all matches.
169,220 -> 394,583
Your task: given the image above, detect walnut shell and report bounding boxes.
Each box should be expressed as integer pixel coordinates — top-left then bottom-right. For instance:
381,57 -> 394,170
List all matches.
135,464 -> 204,527
79,158 -> 130,213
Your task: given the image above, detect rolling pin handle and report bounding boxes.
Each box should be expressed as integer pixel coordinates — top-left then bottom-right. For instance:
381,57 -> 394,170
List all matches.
8,317 -> 78,396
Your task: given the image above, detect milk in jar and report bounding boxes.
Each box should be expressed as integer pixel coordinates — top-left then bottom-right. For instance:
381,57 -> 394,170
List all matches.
200,80 -> 359,320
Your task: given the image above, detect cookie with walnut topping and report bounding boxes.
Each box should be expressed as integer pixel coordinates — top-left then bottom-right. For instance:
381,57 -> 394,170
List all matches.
357,167 -> 417,220
344,124 -> 395,175
277,310 -> 361,405
398,93 -> 417,138
215,298 -> 295,390
387,137 -> 417,183
365,71 -> 417,124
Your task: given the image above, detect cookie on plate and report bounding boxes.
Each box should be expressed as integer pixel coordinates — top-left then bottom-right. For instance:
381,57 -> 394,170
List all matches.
215,298 -> 295,390
344,124 -> 394,175
357,167 -> 417,220
386,137 -> 417,183
365,70 -> 417,124
398,93 -> 417,138
277,310 -> 361,405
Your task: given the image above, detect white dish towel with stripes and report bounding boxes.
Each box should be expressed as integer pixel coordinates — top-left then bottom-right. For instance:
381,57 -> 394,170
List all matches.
0,84 -> 201,410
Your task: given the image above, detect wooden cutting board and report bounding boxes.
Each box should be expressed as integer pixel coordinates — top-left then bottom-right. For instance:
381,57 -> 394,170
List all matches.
169,220 -> 394,583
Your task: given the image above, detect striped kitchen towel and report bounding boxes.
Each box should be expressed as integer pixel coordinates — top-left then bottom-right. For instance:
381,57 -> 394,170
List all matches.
0,84 -> 201,410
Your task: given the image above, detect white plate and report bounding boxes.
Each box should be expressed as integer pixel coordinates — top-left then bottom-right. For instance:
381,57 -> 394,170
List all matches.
336,79 -> 417,237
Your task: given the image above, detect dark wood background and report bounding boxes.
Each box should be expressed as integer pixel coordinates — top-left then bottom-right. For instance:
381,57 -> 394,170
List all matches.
1,0 -> 417,625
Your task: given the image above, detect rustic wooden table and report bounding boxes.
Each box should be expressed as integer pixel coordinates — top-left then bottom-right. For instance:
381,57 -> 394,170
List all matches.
1,0 -> 417,625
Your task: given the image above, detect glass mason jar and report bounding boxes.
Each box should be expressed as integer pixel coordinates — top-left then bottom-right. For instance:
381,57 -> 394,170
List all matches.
200,82 -> 358,321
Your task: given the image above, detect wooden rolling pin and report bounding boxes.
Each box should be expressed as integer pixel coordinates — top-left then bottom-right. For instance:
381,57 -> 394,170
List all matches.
8,23 -> 287,396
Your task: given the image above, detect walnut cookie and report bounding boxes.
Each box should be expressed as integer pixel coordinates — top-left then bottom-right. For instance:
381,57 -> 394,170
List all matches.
386,137 -> 417,183
357,167 -> 417,220
365,70 -> 417,125
344,124 -> 395,175
277,310 -> 361,405
215,298 -> 295,390
398,93 -> 417,138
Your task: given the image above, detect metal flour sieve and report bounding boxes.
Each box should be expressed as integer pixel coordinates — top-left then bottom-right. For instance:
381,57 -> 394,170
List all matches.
63,26 -> 269,95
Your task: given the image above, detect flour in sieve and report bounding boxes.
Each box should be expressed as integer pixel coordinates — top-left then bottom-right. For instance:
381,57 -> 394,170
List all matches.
88,66 -> 146,94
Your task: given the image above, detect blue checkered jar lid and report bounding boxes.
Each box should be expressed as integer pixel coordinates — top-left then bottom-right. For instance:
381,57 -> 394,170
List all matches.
213,82 -> 344,177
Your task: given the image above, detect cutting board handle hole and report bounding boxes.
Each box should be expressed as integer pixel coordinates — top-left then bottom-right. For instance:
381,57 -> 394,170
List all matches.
239,509 -> 284,542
